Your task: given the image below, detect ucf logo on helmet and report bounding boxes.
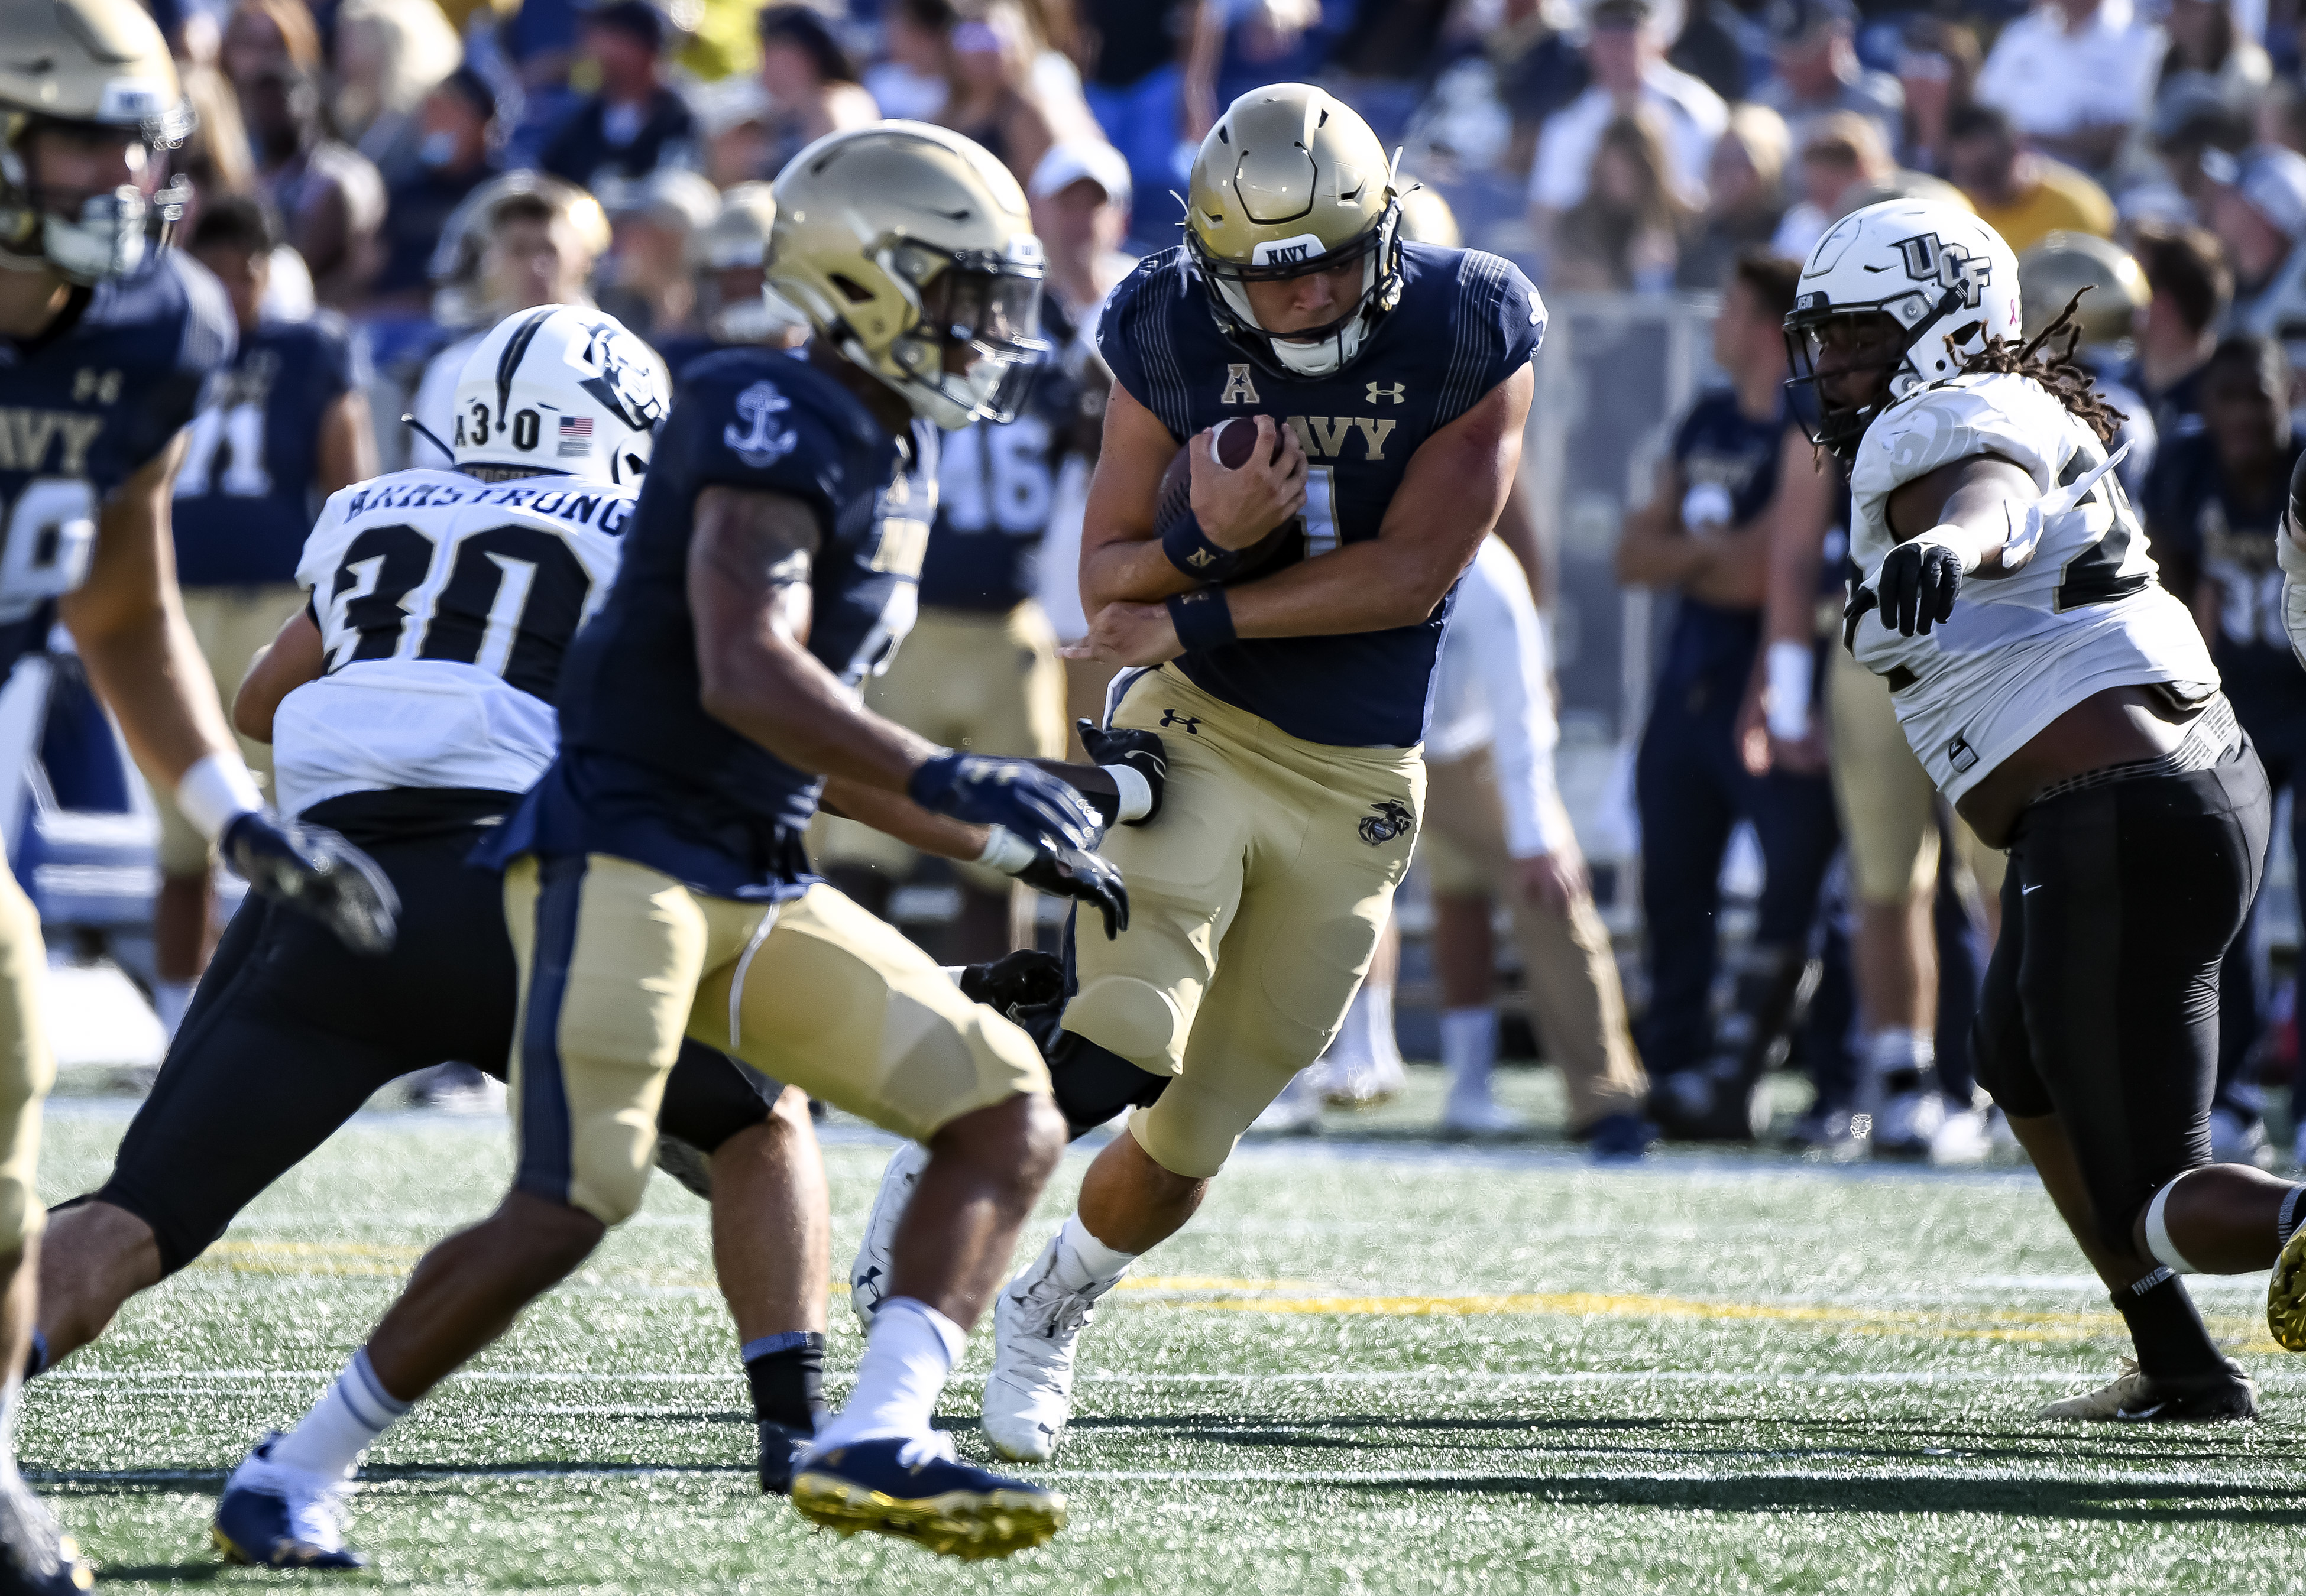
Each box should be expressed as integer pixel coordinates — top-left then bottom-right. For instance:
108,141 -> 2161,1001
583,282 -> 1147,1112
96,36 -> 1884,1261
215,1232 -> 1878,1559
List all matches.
1893,233 -> 1991,306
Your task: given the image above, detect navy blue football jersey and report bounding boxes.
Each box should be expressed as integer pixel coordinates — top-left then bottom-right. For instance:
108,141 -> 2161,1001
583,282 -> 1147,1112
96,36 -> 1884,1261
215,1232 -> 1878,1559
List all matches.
173,311 -> 366,588
0,252 -> 235,673
919,298 -> 1084,613
479,348 -> 935,900
1654,389 -> 1789,695
1098,241 -> 1545,747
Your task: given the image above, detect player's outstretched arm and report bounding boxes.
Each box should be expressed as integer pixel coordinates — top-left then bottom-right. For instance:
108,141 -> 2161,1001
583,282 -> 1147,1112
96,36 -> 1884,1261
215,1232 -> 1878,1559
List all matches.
232,609 -> 328,744
689,484 -> 1107,859
1858,453 -> 2038,637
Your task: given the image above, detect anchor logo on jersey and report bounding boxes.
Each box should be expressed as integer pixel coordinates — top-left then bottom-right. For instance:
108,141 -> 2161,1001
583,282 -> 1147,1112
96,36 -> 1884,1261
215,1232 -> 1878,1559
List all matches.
1358,799 -> 1416,846
1892,233 -> 1991,307
724,381 -> 798,467
1158,709 -> 1200,734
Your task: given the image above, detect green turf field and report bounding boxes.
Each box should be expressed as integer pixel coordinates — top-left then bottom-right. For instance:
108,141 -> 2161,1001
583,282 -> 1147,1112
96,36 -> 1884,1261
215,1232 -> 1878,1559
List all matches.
25,1077 -> 2306,1595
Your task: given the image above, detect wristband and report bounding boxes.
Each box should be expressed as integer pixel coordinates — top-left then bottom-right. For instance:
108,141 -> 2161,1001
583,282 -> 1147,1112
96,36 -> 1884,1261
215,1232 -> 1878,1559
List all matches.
975,824 -> 1037,875
1166,588 -> 1236,653
1101,763 -> 1152,823
1161,517 -> 1243,582
1764,640 -> 1814,742
1912,525 -> 1983,575
176,752 -> 264,844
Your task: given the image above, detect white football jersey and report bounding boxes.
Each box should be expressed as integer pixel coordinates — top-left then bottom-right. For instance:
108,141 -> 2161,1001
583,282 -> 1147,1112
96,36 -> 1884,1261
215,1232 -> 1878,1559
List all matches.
1848,372 -> 2218,803
272,468 -> 631,814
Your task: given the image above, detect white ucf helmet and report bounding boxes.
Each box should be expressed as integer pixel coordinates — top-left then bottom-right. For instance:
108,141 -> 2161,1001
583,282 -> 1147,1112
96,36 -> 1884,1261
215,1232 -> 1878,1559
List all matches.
450,305 -> 668,486
1784,197 -> 2022,460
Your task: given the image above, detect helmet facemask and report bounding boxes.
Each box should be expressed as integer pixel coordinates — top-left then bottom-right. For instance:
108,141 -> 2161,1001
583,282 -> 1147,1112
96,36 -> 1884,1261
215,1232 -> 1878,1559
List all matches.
0,113 -> 192,284
850,236 -> 1048,430
1784,282 -> 1980,461
1188,197 -> 1402,379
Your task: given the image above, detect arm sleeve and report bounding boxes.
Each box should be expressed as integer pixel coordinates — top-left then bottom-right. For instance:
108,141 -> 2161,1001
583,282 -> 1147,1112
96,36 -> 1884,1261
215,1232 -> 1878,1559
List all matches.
1433,252 -> 1546,432
1093,258 -> 1188,441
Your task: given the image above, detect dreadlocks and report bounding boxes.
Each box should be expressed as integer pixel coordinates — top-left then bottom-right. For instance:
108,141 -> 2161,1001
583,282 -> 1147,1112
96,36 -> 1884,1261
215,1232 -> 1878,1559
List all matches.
1952,289 -> 2127,444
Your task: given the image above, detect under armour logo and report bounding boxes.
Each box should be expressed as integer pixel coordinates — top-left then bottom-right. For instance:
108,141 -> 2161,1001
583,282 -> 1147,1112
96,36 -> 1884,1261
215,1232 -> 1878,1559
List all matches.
1893,233 -> 1991,307
1366,381 -> 1405,404
1159,709 -> 1200,734
1358,799 -> 1415,846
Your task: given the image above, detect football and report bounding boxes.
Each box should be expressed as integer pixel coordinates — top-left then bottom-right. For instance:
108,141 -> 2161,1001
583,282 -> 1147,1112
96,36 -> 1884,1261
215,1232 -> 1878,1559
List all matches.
1152,417 -> 1302,583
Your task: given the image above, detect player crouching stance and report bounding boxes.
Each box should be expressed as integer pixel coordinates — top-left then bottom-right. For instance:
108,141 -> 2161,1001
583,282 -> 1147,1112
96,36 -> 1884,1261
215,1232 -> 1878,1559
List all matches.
0,3 -> 396,1587
212,124 -> 1120,1566
1795,197 -> 2306,1422
852,85 -> 1543,1461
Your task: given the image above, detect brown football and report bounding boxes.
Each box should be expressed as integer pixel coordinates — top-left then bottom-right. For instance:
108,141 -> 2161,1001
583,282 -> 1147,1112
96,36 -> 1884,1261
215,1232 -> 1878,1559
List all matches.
1152,417 -> 1300,584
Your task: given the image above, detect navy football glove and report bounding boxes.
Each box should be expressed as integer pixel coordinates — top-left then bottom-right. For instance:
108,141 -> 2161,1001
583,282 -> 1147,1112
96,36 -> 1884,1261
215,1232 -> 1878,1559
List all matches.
1876,537 -> 1967,636
1016,842 -> 1130,940
1076,721 -> 1166,826
222,812 -> 399,955
907,753 -> 1101,853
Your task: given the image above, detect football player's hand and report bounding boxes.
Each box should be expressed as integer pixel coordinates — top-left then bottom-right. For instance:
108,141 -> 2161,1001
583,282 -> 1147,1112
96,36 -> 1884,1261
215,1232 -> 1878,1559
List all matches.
1064,601 -> 1183,667
222,812 -> 399,955
1016,842 -> 1131,940
908,753 -> 1102,854
1188,414 -> 1307,549
1877,534 -> 1970,635
1077,721 -> 1167,825
1515,848 -> 1587,916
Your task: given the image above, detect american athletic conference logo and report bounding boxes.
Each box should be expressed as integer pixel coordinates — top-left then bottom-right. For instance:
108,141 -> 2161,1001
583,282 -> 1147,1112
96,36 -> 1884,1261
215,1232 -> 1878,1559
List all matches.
1358,799 -> 1414,846
1893,233 -> 1991,306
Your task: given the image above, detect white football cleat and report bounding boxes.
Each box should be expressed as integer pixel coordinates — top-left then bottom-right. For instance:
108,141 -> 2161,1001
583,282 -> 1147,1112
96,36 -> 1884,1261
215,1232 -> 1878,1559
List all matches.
981,1244 -> 1110,1463
1249,1070 -> 1323,1134
850,1140 -> 930,1333
1872,1088 -> 1947,1160
1928,1106 -> 1992,1167
2208,1107 -> 2275,1169
2035,1357 -> 2258,1422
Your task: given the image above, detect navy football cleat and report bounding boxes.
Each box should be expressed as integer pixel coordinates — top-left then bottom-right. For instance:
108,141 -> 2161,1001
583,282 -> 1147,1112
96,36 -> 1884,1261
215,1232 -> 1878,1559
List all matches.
791,1434 -> 1065,1560
759,1420 -> 815,1496
0,1470 -> 92,1594
211,1435 -> 368,1570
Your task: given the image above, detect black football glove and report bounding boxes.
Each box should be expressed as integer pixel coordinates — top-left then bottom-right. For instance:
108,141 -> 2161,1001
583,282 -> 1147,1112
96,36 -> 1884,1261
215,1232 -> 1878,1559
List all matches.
222,811 -> 399,955
1876,537 -> 1967,637
958,948 -> 1066,1016
1076,720 -> 1167,826
1016,842 -> 1129,940
908,752 -> 1101,854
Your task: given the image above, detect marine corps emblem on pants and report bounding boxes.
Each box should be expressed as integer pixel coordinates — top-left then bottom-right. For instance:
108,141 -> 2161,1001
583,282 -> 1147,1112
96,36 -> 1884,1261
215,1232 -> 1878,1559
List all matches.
1358,799 -> 1415,846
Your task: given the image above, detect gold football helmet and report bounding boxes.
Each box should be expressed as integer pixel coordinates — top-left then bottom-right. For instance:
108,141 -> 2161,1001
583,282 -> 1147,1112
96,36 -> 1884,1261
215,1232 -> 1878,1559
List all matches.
2018,232 -> 2149,353
1393,183 -> 1460,248
686,181 -> 808,345
0,0 -> 193,282
1186,83 -> 1403,378
768,121 -> 1047,429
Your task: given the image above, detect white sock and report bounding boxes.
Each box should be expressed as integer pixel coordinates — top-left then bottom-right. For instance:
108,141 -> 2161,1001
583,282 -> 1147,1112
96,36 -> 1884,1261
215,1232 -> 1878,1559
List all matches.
811,1297 -> 965,1451
1442,1006 -> 1499,1098
268,1349 -> 408,1481
154,980 -> 195,1042
1323,984 -> 1378,1065
1358,983 -> 1404,1068
1054,1213 -> 1136,1294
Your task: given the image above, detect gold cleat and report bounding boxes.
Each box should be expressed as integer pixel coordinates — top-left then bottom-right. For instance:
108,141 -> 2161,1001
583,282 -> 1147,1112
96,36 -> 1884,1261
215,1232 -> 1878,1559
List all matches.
789,1438 -> 1066,1561
2269,1222 -> 2306,1351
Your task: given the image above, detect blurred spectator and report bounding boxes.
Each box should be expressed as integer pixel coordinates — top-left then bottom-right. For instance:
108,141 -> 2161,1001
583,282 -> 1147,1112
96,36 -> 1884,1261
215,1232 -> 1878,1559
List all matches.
410,175 -> 613,465
371,66 -> 505,312
2127,218 -> 2232,443
872,0 -> 958,120
175,64 -> 260,226
1326,0 -> 1453,147
156,194 -> 376,1036
1528,0 -> 1727,227
695,77 -> 773,187
594,167 -> 721,339
1770,110 -> 1963,260
1078,0 -> 1191,240
1893,16 -> 1980,176
245,63 -> 388,308
1677,103 -> 1792,288
1550,113 -> 1691,291
753,4 -> 879,179
331,0 -> 464,184
2260,78 -> 2306,158
222,0 -> 323,93
2146,335 -> 2305,1167
652,182 -> 811,387
2208,142 -> 2306,338
931,0 -> 1064,185
1751,0 -> 1900,150
2155,0 -> 2271,131
1667,0 -> 1753,105
539,0 -> 701,190
1186,0 -> 1334,143
1945,103 -> 2114,252
1974,0 -> 2163,177
1491,0 -> 1591,179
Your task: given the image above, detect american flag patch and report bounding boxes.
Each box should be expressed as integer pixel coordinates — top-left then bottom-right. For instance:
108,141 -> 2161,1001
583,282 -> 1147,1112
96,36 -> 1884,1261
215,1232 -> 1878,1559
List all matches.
558,416 -> 593,457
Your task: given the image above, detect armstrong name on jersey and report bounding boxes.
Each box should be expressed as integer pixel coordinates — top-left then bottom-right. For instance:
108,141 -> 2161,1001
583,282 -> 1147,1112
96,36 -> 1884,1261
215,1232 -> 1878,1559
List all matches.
1848,370 -> 2217,802
477,348 -> 935,900
274,467 -> 633,816
0,251 -> 235,673
1100,240 -> 1545,748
